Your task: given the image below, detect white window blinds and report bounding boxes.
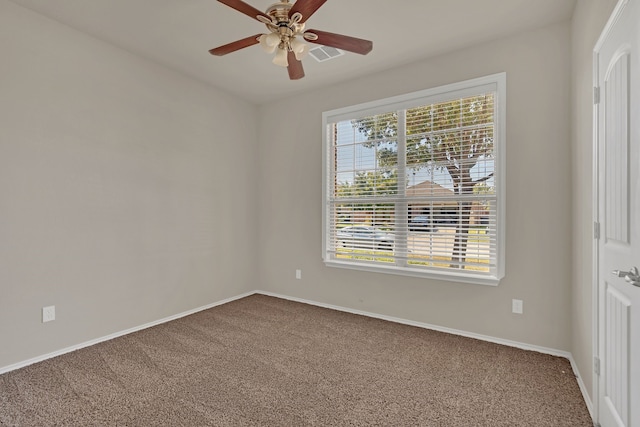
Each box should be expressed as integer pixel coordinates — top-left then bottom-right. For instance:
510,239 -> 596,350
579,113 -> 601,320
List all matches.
322,74 -> 505,285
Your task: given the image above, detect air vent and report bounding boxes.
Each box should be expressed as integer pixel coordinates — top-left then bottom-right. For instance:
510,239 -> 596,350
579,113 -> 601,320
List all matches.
309,46 -> 344,62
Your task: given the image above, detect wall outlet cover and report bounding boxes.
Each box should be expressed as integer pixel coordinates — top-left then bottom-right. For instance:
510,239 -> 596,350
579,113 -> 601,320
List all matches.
512,299 -> 523,314
42,306 -> 56,323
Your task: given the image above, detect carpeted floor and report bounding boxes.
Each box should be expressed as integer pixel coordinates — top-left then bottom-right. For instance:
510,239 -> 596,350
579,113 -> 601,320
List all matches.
0,294 -> 592,426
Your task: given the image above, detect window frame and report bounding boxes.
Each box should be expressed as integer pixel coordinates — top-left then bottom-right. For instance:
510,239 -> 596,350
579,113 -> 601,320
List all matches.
322,73 -> 506,286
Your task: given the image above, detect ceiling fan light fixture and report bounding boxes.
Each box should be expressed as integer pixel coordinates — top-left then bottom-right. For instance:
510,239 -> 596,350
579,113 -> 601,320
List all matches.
266,32 -> 281,47
294,46 -> 309,61
259,34 -> 278,53
272,46 -> 289,67
259,34 -> 279,53
291,38 -> 309,60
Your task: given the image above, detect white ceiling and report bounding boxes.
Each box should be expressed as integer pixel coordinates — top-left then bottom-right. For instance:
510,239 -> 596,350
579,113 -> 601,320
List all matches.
8,0 -> 576,104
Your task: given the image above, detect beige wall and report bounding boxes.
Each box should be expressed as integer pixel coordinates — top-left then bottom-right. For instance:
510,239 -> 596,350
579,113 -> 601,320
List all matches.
0,1 -> 259,368
570,0 -> 618,403
258,22 -> 573,351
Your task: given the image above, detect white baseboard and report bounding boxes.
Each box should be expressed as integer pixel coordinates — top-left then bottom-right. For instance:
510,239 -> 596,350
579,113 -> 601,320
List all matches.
0,288 -> 594,422
0,291 -> 255,375
255,290 -> 594,420
568,355 -> 594,419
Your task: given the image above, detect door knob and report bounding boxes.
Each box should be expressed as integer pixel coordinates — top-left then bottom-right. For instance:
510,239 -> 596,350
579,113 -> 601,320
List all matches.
612,266 -> 640,287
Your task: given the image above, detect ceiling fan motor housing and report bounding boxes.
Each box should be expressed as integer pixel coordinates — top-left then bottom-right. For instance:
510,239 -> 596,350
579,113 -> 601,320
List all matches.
261,1 -> 308,52
265,1 -> 293,23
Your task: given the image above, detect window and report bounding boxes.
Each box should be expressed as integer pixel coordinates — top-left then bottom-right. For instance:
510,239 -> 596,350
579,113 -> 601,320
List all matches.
322,73 -> 505,285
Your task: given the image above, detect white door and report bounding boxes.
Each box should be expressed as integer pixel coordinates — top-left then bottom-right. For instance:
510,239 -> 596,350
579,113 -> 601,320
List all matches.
596,1 -> 640,426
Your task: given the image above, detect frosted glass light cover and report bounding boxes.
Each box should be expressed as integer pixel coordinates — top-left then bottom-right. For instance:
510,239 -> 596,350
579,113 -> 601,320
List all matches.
266,32 -> 280,46
290,38 -> 309,60
259,34 -> 277,53
273,47 -> 289,67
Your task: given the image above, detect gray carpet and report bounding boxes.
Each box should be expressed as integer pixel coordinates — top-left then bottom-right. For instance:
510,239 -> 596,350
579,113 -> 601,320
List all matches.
0,294 -> 592,426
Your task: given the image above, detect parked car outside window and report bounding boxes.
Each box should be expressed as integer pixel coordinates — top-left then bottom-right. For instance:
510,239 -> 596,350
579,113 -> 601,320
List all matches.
336,225 -> 394,251
409,215 -> 432,232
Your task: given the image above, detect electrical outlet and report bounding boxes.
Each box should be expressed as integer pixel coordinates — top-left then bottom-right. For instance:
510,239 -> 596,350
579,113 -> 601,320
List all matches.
42,305 -> 56,323
512,299 -> 523,314
295,269 -> 302,280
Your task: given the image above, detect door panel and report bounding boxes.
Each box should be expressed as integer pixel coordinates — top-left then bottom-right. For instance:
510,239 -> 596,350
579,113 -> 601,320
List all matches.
596,1 -> 639,426
604,284 -> 630,425
604,52 -> 629,244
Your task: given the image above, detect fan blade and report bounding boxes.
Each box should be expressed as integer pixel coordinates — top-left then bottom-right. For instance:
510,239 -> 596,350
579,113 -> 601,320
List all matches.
289,0 -> 327,23
305,29 -> 373,55
217,0 -> 271,22
209,34 -> 261,56
287,51 -> 305,80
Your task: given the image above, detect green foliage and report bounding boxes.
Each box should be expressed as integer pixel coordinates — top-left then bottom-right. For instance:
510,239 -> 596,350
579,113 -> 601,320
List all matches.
473,181 -> 494,196
351,95 -> 495,195
336,170 -> 397,198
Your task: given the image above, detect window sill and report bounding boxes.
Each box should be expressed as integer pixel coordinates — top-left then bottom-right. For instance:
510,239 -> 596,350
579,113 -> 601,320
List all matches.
324,259 -> 501,286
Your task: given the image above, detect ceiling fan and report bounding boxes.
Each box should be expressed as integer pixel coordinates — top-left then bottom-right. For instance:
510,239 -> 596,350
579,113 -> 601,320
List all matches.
209,0 -> 373,80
